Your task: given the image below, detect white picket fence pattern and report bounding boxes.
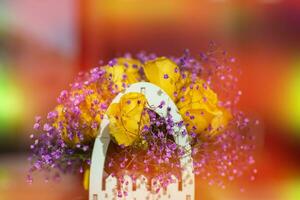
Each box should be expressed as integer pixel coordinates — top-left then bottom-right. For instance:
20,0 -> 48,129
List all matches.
94,174 -> 193,200
89,82 -> 194,200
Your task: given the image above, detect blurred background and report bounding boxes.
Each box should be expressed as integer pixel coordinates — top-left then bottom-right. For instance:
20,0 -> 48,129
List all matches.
0,0 -> 299,199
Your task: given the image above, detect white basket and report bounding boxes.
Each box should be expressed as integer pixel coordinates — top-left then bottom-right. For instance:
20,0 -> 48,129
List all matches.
89,82 -> 195,200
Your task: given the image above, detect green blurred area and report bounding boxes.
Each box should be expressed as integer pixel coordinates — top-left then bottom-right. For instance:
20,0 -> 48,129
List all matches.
281,177 -> 300,200
285,57 -> 300,136
0,64 -> 24,138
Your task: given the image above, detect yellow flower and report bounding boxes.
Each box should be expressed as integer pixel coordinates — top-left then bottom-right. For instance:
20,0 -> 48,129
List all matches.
142,57 -> 230,135
177,80 -> 231,136
106,92 -> 150,146
53,84 -> 105,145
143,57 -> 187,101
104,58 -> 142,92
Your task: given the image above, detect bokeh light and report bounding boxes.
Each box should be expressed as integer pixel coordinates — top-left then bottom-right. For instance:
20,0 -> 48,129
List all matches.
0,65 -> 24,136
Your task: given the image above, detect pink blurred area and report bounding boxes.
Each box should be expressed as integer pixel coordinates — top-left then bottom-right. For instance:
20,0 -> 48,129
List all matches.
0,0 -> 299,199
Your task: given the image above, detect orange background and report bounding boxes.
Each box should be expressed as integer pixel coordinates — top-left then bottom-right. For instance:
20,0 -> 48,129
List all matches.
0,0 -> 299,199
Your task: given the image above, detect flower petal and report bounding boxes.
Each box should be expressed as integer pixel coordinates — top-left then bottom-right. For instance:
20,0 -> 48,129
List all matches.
177,79 -> 232,136
106,92 -> 149,146
104,58 -> 142,92
144,57 -> 181,100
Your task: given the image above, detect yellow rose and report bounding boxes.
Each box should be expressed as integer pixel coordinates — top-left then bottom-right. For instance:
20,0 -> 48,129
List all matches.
143,57 -> 187,101
106,92 -> 150,146
104,58 -> 142,92
177,80 -> 231,136
53,84 -> 105,145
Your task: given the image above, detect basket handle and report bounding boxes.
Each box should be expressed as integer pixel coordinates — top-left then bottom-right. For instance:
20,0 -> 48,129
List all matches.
89,82 -> 194,199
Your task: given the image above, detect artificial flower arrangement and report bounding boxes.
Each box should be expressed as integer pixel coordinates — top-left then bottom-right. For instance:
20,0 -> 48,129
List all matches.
28,46 -> 259,197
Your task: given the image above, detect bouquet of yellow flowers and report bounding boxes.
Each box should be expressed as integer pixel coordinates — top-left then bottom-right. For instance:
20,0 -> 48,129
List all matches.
28,47 -> 259,194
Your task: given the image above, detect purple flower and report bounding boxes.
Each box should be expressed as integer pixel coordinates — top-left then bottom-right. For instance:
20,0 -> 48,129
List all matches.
43,123 -> 52,132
